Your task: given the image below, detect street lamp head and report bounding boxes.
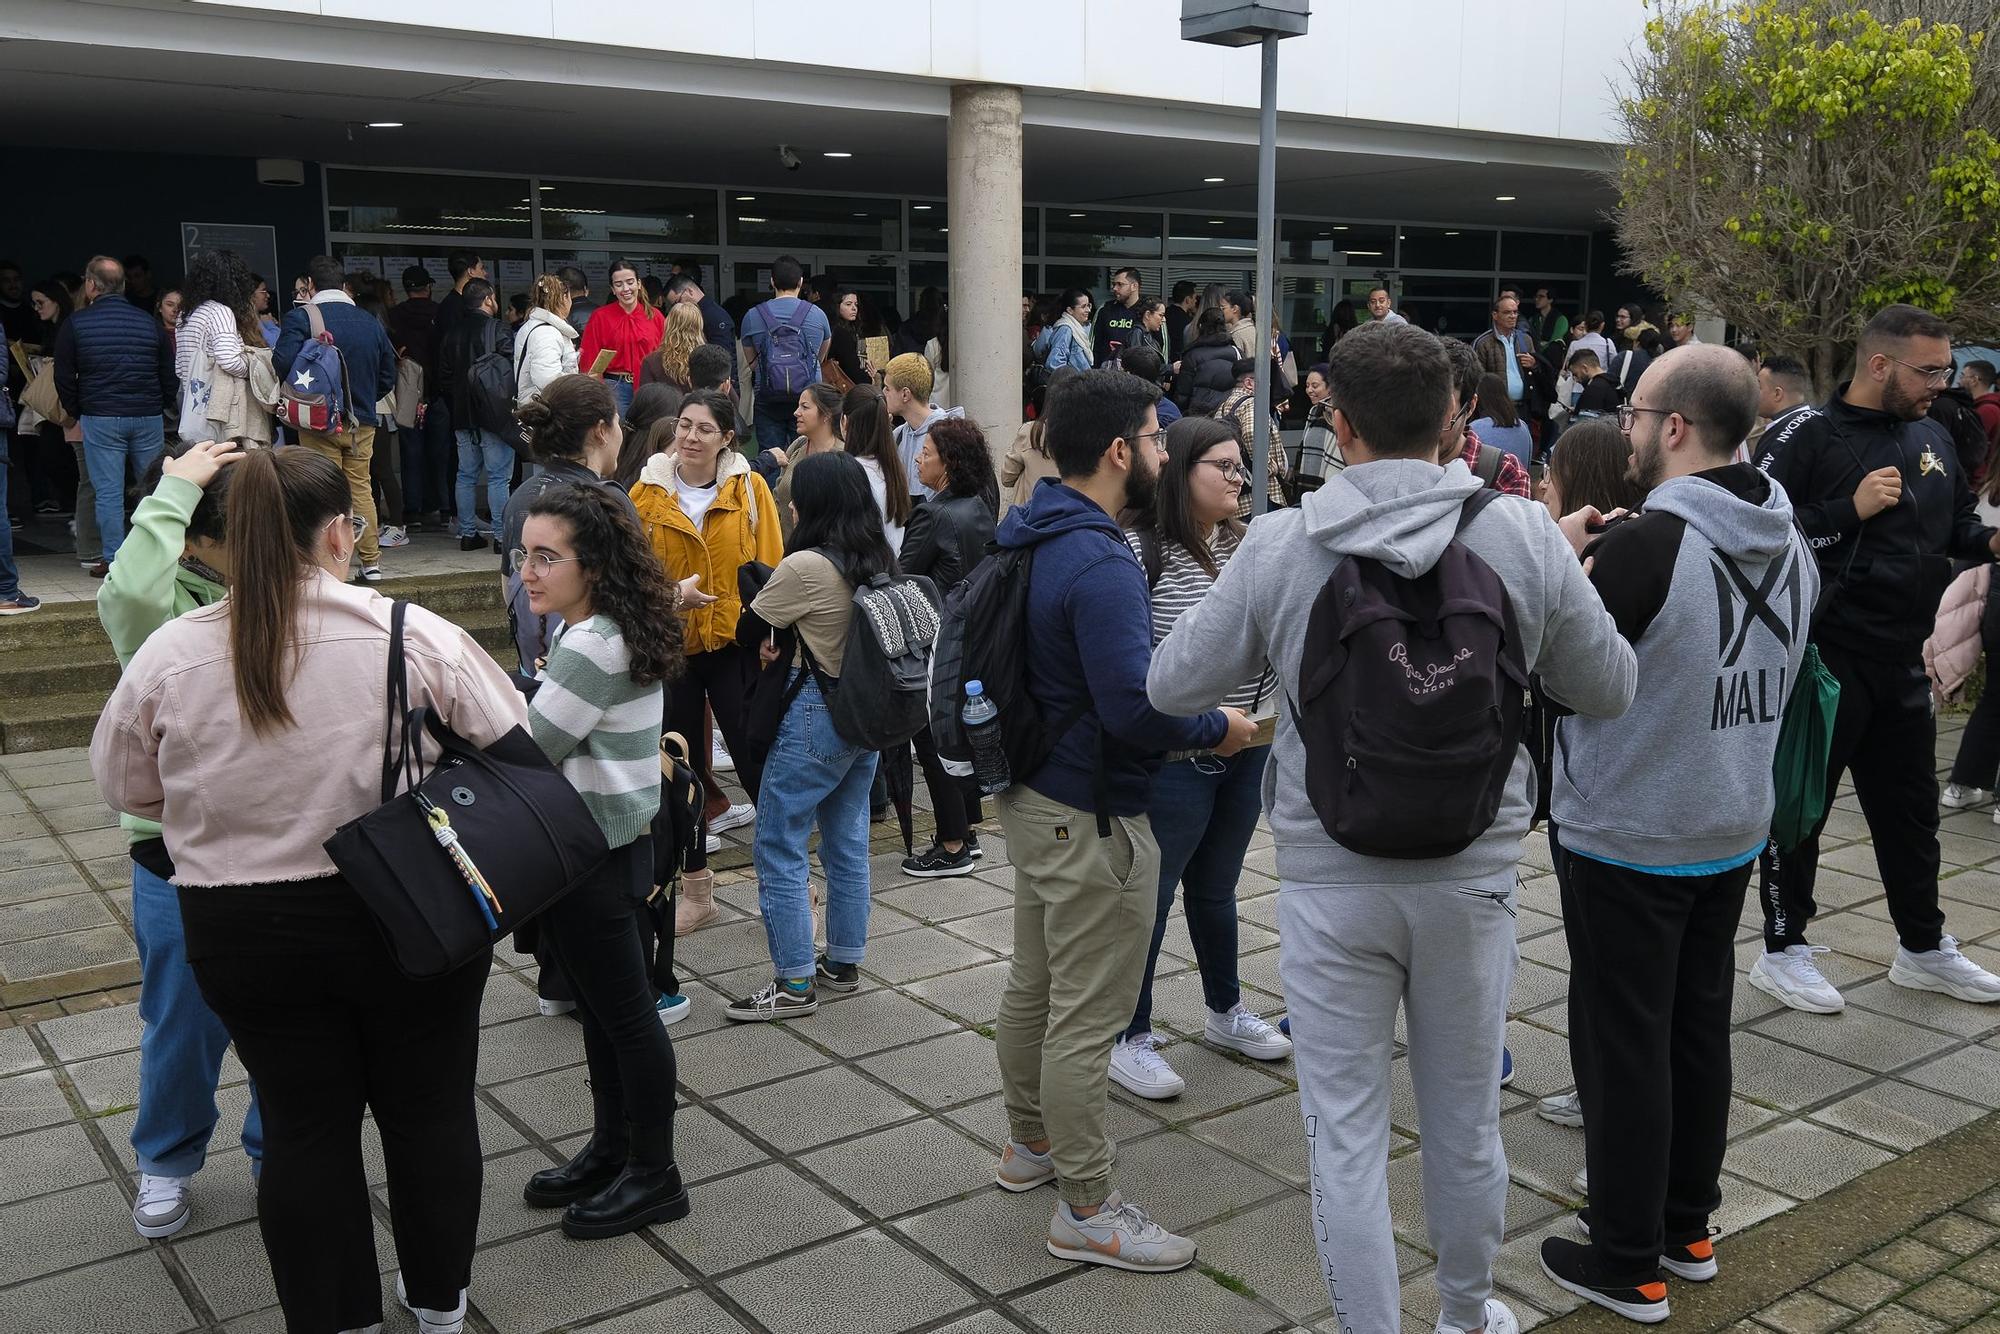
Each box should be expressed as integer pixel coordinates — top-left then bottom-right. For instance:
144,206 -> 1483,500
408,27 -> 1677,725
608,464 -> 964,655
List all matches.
1180,0 -> 1310,45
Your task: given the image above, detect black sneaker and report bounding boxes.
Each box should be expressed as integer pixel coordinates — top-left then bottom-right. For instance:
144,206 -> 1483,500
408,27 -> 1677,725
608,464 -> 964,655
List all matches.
965,832 -> 984,861
1540,1236 -> 1669,1323
902,841 -> 976,879
723,980 -> 818,1023
459,534 -> 487,552
1576,1211 -> 1718,1281
815,956 -> 860,992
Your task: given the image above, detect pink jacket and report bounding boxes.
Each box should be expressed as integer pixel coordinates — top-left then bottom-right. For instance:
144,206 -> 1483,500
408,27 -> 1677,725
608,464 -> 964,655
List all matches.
92,569 -> 527,886
1925,563 -> 1990,703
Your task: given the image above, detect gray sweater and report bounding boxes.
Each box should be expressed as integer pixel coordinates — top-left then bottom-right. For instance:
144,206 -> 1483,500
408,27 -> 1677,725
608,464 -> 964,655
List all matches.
1149,458 -> 1637,887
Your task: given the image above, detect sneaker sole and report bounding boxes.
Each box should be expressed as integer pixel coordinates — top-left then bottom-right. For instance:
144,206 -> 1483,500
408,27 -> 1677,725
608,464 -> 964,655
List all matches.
1574,1213 -> 1718,1282
901,861 -> 979,879
816,974 -> 861,994
0,605 -> 42,616
559,1188 -> 691,1240
723,1001 -> 818,1023
994,1167 -> 1055,1193
1747,964 -> 1844,1014
1537,1106 -> 1586,1128
134,1208 -> 191,1239
1203,1032 -> 1293,1061
709,808 -> 756,834
1888,959 -> 2000,1004
1107,1067 -> 1185,1100
1539,1256 -> 1670,1323
657,1003 -> 693,1027
1047,1238 -> 1196,1273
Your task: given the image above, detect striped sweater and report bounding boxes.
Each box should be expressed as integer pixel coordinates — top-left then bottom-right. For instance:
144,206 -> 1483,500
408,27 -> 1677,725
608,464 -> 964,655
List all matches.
1126,525 -> 1270,712
528,615 -> 664,848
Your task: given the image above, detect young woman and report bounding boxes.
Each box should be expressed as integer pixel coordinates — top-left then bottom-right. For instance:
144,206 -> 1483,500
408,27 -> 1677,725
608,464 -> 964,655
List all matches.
1032,289 -> 1094,375
1542,416 -> 1646,521
769,382 -> 845,543
91,449 -> 525,1333
726,452 -> 890,1020
1000,372 -> 1071,512
823,288 -> 868,387
1108,417 -> 1291,1102
631,390 -> 782,932
580,261 -> 665,415
28,279 -> 87,536
174,250 -> 257,447
617,382 -> 683,488
515,482 -> 692,1238
839,385 -> 912,554
515,273 -> 582,406
1171,308 -> 1241,417
1222,289 -> 1258,362
639,301 -> 703,393
1469,371 -> 1534,471
897,417 -> 998,877
249,273 -> 281,347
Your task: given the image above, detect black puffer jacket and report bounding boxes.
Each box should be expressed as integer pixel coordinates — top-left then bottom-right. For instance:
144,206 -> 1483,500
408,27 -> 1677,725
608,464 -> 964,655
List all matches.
53,297 -> 175,418
899,490 -> 997,594
1172,333 -> 1238,416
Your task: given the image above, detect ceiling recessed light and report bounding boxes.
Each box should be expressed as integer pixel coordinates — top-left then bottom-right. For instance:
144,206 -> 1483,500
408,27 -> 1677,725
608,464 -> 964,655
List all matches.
366,121 -> 403,129
852,212 -> 868,217
1318,231 -> 1330,237
938,226 -> 948,233
1068,212 -> 1086,218
538,185 -> 555,192
1445,230 -> 1459,236
1118,223 -> 1133,229
823,151 -> 853,158
1208,219 -> 1225,225
1494,195 -> 1516,201
736,195 -> 755,201
912,204 -> 931,211
1203,176 -> 1225,183
738,216 -> 766,223
1332,225 -> 1349,231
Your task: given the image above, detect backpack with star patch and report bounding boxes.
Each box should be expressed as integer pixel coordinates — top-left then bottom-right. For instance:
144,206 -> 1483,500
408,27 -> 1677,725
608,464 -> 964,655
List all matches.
277,303 -> 353,435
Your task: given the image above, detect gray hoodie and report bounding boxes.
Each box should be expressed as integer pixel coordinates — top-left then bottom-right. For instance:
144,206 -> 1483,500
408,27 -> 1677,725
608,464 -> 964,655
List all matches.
894,403 -> 963,501
1150,458 -> 1637,888
1552,465 -> 1817,871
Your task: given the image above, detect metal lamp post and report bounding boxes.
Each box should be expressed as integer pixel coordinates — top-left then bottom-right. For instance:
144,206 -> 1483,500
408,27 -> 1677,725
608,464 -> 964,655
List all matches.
1181,0 -> 1310,515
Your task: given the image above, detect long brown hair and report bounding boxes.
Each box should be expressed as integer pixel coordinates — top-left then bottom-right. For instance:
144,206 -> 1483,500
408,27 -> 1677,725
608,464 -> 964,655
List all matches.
1140,417 -> 1243,577
839,386 -> 912,527
225,449 -> 351,735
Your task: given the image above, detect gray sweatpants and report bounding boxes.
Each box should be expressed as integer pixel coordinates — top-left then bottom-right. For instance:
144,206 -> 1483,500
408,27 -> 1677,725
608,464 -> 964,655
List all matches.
1278,869 -> 1518,1334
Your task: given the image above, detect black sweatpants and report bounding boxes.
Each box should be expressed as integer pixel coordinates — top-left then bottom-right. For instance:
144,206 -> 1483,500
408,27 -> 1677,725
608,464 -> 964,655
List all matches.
180,878 -> 487,1333
912,726 -> 983,845
1554,834 -> 1744,1283
665,644 -> 757,870
538,836 -> 678,1134
1757,641 -> 1945,952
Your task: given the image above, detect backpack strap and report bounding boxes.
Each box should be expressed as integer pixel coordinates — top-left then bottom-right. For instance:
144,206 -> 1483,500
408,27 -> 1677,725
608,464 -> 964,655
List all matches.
1470,443 -> 1503,488
1455,485 -> 1504,535
305,302 -> 328,342
1129,524 -> 1164,591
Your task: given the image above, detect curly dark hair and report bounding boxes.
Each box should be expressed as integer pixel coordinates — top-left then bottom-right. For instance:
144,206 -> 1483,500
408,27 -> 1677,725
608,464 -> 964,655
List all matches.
181,249 -> 260,344
523,484 -> 685,687
924,417 -> 999,512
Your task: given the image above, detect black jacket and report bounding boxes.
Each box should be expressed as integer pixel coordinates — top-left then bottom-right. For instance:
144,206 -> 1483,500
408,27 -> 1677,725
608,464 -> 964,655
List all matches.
900,490 -> 997,593
1755,389 -> 1995,658
438,311 -> 499,425
1172,334 -> 1238,416
53,297 -> 175,419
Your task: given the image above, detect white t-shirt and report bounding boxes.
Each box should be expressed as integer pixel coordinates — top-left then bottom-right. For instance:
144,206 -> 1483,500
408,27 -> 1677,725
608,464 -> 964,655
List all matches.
855,456 -> 904,555
673,469 -> 719,531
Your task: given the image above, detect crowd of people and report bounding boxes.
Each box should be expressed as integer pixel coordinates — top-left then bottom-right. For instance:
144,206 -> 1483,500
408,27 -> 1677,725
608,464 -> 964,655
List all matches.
0,228 -> 1992,1334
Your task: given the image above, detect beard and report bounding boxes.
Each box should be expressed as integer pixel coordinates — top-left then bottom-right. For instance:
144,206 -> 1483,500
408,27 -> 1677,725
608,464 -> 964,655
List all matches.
1626,431 -> 1666,492
1882,375 -> 1932,422
1124,456 -> 1160,513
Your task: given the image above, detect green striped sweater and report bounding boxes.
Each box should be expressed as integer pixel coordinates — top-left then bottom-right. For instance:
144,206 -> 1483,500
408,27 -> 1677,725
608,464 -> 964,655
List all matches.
528,615 -> 664,849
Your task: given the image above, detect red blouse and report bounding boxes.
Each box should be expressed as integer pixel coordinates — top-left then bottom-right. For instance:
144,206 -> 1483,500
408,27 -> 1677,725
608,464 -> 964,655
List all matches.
579,300 -> 666,377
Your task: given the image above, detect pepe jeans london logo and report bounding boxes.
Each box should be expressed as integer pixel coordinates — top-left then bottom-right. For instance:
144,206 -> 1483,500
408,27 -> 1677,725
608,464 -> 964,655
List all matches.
1388,642 -> 1472,696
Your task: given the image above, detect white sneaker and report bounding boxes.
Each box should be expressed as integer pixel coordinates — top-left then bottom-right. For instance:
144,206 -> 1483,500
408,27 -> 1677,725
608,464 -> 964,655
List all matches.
132,1172 -> 191,1238
1748,945 -> 1845,1014
1942,782 -> 1993,809
1108,1033 -> 1185,1100
712,735 -> 735,772
1890,935 -> 2000,1003
377,524 -> 410,549
705,834 -> 722,855
1046,1192 -> 1196,1273
1438,1298 -> 1521,1334
1537,1090 -> 1585,1127
395,1271 -> 467,1333
995,1140 -> 1056,1192
1203,1003 -> 1292,1060
710,802 -> 756,835
1573,1166 -> 1589,1195
536,997 -> 576,1018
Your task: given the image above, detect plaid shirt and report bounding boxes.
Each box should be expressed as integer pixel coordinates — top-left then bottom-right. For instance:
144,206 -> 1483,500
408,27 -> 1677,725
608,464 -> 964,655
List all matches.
1218,387 -> 1291,514
1464,426 -> 1534,498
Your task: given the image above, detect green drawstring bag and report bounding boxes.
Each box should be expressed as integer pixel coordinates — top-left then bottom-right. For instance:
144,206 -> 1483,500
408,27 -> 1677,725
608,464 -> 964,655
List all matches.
1770,643 -> 1841,851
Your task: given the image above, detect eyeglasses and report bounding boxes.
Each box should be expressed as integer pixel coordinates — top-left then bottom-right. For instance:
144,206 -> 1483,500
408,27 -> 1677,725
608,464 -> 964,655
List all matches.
1883,355 -> 1953,386
1198,459 -> 1247,483
675,419 -> 722,439
510,549 -> 582,577
324,513 -> 367,541
1616,404 -> 1697,433
1129,429 -> 1169,456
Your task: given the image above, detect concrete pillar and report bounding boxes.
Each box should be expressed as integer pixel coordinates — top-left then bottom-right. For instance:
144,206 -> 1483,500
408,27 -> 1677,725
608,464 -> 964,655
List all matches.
947,83 -> 1024,475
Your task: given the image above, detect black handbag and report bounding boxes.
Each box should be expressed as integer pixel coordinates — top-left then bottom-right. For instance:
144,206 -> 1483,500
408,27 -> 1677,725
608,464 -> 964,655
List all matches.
324,600 -> 612,979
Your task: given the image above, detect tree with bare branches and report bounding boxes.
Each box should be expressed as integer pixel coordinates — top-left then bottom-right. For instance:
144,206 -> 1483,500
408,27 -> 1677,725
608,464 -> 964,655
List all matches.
1614,0 -> 2000,394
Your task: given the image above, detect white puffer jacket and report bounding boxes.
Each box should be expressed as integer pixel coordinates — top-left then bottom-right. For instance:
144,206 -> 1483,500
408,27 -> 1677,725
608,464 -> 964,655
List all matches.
1926,563 -> 1990,703
513,306 -> 579,406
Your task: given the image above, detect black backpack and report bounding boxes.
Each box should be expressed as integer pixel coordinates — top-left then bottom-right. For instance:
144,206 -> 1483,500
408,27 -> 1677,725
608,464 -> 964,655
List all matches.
798,553 -> 940,751
930,545 -> 1077,780
1293,489 -> 1529,858
470,326 -> 529,453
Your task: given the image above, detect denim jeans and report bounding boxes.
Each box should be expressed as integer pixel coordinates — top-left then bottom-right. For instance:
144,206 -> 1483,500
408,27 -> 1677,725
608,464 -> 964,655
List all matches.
132,860 -> 263,1176
1125,745 -> 1270,1039
608,376 -> 634,417
751,673 -> 878,978
753,393 -> 797,452
454,427 -> 512,537
81,414 -> 165,561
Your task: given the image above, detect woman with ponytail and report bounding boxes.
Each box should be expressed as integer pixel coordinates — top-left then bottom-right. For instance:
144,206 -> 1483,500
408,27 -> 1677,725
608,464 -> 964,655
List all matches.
91,448 -> 525,1334
515,272 -> 581,406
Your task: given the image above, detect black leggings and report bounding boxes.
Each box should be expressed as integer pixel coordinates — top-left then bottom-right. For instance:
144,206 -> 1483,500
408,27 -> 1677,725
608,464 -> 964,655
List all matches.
180,877 -> 486,1333
665,644 -> 756,869
912,727 -> 983,844
539,837 -> 678,1134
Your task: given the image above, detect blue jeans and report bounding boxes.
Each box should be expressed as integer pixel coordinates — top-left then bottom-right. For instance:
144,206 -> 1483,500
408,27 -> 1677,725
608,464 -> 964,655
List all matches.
751,673 -> 879,978
81,414 -> 165,562
0,431 -> 19,600
608,376 -> 634,416
1125,745 -> 1271,1039
753,393 -> 797,452
132,861 -> 264,1176
454,427 -> 512,537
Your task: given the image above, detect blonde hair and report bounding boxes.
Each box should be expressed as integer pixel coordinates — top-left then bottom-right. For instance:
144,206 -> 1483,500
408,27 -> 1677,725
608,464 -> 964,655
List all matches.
884,351 -> 933,400
657,302 -> 704,387
531,273 -> 568,313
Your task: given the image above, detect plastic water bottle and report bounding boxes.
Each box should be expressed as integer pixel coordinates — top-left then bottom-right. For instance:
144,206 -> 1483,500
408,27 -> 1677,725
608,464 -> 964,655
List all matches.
962,680 -> 1011,795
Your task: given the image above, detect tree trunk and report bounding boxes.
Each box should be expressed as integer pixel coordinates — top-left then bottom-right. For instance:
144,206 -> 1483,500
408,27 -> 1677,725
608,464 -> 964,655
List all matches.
1811,341 -> 1841,403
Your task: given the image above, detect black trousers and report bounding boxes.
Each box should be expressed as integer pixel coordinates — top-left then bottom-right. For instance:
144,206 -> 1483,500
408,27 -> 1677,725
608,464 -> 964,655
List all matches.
912,726 -> 983,844
1757,641 -> 1946,952
179,878 -> 487,1333
1555,834 -> 1744,1283
666,644 -> 757,869
1950,579 -> 2000,789
539,837 -> 678,1135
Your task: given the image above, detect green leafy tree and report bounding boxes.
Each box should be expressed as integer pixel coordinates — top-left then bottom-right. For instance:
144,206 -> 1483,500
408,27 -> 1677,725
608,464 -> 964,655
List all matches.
1614,0 -> 2000,393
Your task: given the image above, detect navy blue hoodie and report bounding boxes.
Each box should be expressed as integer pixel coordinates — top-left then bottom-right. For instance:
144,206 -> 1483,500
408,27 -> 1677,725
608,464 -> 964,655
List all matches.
996,478 -> 1227,815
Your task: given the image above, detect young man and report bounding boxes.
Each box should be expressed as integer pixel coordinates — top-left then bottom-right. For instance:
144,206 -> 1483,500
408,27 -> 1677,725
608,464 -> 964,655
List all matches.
1118,345 -> 1178,425
687,343 -> 733,399
384,264 -> 445,526
436,277 -> 511,554
738,256 -> 830,453
1166,280 -> 1199,363
1529,287 -> 1570,348
1538,346 -> 1816,1321
1092,267 -> 1143,365
1962,360 -> 2000,453
1149,322 -> 1636,1334
990,369 -> 1256,1274
1745,353 -> 1814,457
558,265 -> 597,335
1441,335 -> 1534,497
1365,286 -> 1407,326
883,352 -> 962,503
1753,304 -> 2000,1012
1566,349 -> 1623,418
666,267 -> 738,384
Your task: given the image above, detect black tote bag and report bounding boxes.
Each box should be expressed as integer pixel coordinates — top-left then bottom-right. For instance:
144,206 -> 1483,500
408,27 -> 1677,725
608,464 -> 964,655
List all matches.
324,601 -> 612,979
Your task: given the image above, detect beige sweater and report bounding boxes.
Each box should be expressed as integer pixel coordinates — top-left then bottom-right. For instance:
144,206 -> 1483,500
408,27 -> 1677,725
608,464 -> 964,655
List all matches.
92,569 -> 528,886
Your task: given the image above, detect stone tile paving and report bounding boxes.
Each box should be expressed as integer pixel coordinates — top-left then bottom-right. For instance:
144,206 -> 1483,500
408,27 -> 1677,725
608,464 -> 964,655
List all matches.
3,716 -> 2000,1331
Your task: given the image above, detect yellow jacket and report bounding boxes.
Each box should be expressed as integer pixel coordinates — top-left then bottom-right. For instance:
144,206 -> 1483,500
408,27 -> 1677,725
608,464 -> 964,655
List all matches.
630,448 -> 783,655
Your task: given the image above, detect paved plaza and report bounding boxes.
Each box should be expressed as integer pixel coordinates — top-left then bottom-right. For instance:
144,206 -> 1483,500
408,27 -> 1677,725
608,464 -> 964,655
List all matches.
4,716 -> 2000,1332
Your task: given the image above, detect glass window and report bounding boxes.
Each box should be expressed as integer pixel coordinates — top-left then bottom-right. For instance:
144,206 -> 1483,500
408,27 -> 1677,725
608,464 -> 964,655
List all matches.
1396,227 -> 1497,270
1501,230 -> 1590,274
1046,209 -> 1163,258
1280,221 -> 1396,265
1038,265 -> 1163,305
909,201 -> 1040,255
1169,213 -> 1257,260
330,243 -> 538,303
534,181 -> 717,247
326,168 -> 532,239
726,194 -> 901,251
